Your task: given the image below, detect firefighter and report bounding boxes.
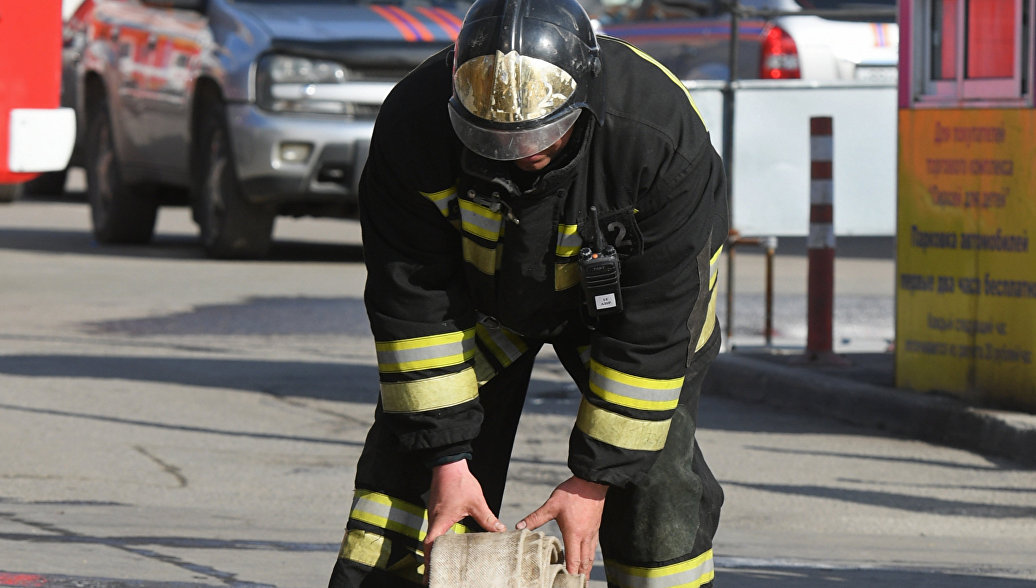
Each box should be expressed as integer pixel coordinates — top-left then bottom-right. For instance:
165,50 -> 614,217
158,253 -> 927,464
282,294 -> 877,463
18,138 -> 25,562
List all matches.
328,0 -> 728,586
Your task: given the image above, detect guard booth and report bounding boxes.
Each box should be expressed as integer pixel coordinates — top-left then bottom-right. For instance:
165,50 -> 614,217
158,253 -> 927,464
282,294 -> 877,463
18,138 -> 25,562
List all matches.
0,0 -> 75,196
896,0 -> 1036,410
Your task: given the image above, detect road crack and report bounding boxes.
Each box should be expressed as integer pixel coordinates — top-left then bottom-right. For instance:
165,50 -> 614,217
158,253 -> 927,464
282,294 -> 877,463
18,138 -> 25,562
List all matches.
133,445 -> 188,488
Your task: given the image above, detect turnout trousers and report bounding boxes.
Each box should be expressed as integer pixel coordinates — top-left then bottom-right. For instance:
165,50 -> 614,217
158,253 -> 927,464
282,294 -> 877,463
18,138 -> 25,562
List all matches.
328,333 -> 724,588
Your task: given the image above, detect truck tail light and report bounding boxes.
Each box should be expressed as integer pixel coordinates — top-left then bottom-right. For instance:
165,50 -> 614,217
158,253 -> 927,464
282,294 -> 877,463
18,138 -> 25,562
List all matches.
760,25 -> 800,79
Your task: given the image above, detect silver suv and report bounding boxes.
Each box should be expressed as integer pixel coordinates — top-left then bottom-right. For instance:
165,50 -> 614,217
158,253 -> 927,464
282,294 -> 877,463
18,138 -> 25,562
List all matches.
77,0 -> 469,257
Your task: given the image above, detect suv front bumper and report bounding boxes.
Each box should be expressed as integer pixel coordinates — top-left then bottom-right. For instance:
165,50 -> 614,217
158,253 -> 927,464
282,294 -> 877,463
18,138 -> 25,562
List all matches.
226,103 -> 373,210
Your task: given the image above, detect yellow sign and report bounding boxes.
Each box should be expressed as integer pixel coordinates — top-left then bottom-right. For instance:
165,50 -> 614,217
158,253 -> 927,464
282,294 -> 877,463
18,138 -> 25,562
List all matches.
897,108 -> 1036,410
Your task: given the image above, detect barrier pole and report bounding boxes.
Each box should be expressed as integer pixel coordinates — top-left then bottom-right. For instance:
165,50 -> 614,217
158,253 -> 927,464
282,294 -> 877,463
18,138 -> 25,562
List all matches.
725,230 -> 779,349
801,116 -> 850,366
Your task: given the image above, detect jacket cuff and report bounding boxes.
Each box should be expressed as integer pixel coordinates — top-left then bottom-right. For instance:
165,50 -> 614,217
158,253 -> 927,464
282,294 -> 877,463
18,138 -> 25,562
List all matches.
420,443 -> 474,469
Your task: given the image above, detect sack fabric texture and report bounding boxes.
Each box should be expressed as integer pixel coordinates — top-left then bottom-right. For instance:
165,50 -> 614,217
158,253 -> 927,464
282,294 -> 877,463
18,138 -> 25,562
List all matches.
428,529 -> 584,588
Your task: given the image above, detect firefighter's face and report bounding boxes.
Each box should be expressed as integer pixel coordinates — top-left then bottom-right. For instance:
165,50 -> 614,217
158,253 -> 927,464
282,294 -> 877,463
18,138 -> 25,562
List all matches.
513,124 -> 576,172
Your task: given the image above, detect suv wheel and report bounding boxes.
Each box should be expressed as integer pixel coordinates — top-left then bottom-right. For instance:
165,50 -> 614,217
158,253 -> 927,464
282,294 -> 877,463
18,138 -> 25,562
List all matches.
86,100 -> 157,243
195,99 -> 275,259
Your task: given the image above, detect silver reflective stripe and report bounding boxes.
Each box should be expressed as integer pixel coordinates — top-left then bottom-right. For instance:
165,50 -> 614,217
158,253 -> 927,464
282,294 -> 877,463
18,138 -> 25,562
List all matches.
350,490 -> 427,541
460,199 -> 503,242
375,330 -> 475,373
589,360 -> 683,411
556,223 -> 582,257
605,549 -> 715,588
708,245 -> 722,289
476,321 -> 527,368
348,490 -> 472,543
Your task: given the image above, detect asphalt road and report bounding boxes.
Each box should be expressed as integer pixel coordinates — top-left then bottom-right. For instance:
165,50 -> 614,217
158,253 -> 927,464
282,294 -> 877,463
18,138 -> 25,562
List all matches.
1,192 -> 1033,587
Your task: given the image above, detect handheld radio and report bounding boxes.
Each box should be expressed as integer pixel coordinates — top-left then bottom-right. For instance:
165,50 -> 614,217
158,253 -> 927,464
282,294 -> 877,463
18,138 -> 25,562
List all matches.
578,206 -> 623,318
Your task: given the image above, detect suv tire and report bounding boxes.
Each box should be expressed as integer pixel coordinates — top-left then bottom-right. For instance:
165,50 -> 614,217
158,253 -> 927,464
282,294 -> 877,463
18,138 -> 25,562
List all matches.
86,99 -> 158,244
195,98 -> 275,259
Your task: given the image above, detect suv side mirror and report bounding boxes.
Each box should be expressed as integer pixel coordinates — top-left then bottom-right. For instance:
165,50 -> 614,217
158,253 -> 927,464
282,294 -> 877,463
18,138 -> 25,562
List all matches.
142,0 -> 206,10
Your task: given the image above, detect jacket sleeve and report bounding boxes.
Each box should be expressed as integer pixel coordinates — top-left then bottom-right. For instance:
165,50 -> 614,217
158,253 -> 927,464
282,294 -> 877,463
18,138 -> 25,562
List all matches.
568,128 -> 729,488
358,55 -> 484,465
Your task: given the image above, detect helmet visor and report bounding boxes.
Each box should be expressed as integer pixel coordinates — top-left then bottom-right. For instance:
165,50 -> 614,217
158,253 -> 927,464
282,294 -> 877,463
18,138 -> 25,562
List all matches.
450,105 -> 581,161
454,50 -> 577,123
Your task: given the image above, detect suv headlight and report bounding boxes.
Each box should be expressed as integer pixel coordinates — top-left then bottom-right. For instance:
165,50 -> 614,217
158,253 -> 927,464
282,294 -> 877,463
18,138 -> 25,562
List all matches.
256,54 -> 354,114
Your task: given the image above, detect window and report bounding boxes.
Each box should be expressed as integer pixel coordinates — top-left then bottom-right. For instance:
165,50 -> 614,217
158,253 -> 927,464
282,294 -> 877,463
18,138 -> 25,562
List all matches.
918,0 -> 1033,103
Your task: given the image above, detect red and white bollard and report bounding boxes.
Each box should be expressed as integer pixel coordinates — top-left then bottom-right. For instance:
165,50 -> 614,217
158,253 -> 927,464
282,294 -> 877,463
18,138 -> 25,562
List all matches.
807,116 -> 834,354
802,116 -> 848,364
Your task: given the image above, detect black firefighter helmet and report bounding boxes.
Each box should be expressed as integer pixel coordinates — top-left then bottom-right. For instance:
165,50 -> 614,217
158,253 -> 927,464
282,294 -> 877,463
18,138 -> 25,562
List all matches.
448,0 -> 605,161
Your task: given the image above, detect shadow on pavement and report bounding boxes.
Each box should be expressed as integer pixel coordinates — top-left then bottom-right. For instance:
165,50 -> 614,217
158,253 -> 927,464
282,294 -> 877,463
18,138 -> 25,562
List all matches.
2,565 -> 1031,588
81,296 -> 373,337
716,565 -> 1035,587
0,353 -> 378,404
0,226 -> 362,263
723,481 -> 1036,518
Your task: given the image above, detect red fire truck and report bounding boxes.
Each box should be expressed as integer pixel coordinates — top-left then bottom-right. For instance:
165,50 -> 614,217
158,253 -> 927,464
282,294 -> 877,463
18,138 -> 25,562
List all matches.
0,0 -> 76,201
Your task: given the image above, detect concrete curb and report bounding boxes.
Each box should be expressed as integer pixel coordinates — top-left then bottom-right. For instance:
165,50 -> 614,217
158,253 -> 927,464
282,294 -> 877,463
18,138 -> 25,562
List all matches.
704,353 -> 1036,467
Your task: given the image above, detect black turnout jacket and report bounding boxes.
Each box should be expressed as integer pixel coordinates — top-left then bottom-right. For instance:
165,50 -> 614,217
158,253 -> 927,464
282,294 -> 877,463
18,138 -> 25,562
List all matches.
358,36 -> 729,488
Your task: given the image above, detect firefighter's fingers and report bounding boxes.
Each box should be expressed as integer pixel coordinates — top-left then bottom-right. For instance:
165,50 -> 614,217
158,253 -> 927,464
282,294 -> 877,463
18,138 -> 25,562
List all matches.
423,516 -> 454,555
515,498 -> 558,531
561,532 -> 598,579
473,500 -> 506,533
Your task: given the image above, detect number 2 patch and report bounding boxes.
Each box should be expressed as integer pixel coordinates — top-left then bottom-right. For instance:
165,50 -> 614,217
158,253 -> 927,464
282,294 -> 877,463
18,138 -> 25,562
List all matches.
597,208 -> 642,257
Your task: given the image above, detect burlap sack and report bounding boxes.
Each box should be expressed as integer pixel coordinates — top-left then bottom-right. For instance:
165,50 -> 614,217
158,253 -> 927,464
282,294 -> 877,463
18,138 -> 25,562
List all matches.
428,529 -> 585,588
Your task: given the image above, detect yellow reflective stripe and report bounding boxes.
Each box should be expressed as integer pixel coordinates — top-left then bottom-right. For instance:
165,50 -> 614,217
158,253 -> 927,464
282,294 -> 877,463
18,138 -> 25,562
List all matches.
459,199 -> 503,242
608,36 -> 706,129
556,223 -> 582,257
380,368 -> 478,413
575,399 -> 671,451
605,549 -> 715,588
349,490 -> 471,542
691,245 -> 722,353
419,186 -> 458,218
339,529 -> 393,568
695,286 -> 717,352
338,529 -> 425,584
589,361 -> 683,411
463,238 -> 499,275
475,323 -> 528,368
709,245 -> 723,289
376,330 -> 475,373
555,262 -> 580,291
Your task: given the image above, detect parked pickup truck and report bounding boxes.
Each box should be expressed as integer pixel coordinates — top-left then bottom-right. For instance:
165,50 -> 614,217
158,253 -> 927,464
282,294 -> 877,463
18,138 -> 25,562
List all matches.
592,0 -> 898,82
73,0 -> 469,258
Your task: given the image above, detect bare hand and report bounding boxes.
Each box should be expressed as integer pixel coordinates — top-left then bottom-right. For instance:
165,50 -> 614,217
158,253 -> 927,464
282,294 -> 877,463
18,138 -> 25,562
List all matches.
423,460 -> 505,572
517,476 -> 608,578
